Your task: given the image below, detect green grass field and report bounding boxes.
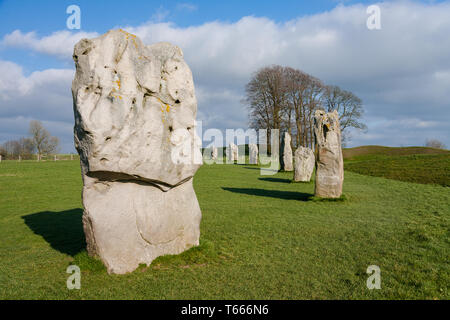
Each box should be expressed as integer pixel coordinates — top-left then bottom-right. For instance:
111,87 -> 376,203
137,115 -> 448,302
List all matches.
343,145 -> 450,160
343,146 -> 450,187
345,154 -> 450,187
0,158 -> 449,299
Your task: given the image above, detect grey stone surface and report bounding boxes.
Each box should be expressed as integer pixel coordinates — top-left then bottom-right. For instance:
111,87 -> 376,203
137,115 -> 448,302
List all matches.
313,110 -> 344,198
249,143 -> 258,164
211,146 -> 218,160
72,29 -> 202,274
280,132 -> 293,171
293,147 -> 315,182
227,143 -> 238,162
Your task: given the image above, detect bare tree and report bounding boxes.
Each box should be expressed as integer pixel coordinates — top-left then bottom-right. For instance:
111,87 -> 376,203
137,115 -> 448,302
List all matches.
304,76 -> 324,149
0,145 -> 6,159
284,67 -> 309,148
1,140 -> 15,158
246,66 -> 365,149
0,137 -> 35,159
17,137 -> 35,159
322,85 -> 367,133
29,120 -> 60,160
245,65 -> 288,152
276,67 -> 323,149
425,139 -> 446,149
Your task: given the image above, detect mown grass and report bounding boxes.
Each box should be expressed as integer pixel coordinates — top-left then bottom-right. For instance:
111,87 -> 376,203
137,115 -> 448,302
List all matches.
343,145 -> 449,160
344,153 -> 450,187
0,159 -> 449,299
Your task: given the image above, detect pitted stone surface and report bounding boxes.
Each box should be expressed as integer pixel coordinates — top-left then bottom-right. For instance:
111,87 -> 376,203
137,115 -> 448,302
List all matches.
313,110 -> 344,198
227,143 -> 238,162
211,147 -> 218,160
280,132 -> 293,171
72,30 -> 202,274
249,143 -> 258,164
293,147 -> 315,182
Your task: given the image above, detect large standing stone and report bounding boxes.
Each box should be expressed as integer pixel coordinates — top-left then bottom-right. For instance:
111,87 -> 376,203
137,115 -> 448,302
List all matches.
293,147 -> 315,182
72,29 -> 202,274
249,143 -> 258,164
313,110 -> 344,198
280,132 -> 293,171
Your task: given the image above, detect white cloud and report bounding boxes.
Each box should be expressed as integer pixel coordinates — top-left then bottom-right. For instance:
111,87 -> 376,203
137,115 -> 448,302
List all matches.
0,60 -> 74,150
0,60 -> 29,99
150,6 -> 170,23
176,3 -> 198,12
1,30 -> 99,59
0,60 -> 73,100
1,1 -> 450,150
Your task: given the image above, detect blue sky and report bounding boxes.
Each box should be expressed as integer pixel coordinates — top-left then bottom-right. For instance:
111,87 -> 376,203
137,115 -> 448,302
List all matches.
0,0 -> 377,72
1,0 -> 450,152
0,0 -> 374,33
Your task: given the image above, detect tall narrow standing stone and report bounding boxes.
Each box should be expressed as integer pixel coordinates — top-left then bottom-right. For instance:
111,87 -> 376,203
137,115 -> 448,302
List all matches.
211,146 -> 218,160
313,110 -> 344,198
249,143 -> 258,164
293,147 -> 315,182
280,132 -> 293,171
228,143 -> 238,162
233,144 -> 238,162
72,30 -> 202,274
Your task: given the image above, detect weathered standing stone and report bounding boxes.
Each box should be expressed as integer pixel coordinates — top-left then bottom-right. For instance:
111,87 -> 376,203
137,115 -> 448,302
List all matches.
233,145 -> 239,161
211,146 -> 218,160
280,132 -> 293,171
72,29 -> 202,274
232,144 -> 238,161
293,147 -> 315,182
227,143 -> 238,162
249,143 -> 258,164
227,144 -> 233,161
313,110 -> 344,198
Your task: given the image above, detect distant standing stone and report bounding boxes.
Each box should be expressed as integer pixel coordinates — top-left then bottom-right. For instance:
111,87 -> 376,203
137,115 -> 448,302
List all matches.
232,144 -> 238,162
280,132 -> 293,171
228,143 -> 238,162
293,147 -> 315,182
249,143 -> 258,164
211,147 -> 218,160
313,110 -> 344,198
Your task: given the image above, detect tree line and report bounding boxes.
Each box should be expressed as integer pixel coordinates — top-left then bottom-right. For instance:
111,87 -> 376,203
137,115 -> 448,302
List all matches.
245,65 -> 366,149
0,120 -> 60,160
425,139 -> 446,150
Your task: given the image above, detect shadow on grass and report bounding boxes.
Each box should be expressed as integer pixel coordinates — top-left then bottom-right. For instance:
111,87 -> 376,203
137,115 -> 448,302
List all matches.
22,208 -> 85,257
258,177 -> 292,184
222,187 -> 313,201
243,167 -> 278,172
